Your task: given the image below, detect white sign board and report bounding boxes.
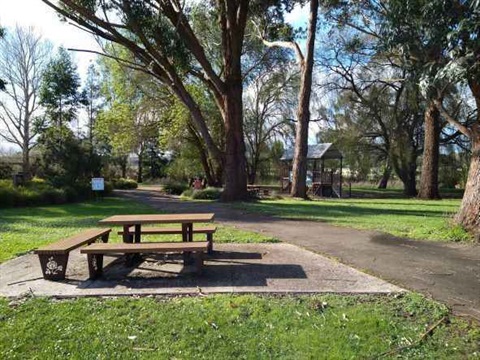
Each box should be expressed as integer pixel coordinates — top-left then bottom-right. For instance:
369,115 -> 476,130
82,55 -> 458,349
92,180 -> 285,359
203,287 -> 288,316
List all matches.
91,178 -> 105,191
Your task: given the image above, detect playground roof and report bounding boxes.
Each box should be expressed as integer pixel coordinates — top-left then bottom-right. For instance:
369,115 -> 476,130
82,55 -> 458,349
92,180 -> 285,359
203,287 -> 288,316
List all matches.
280,143 -> 342,161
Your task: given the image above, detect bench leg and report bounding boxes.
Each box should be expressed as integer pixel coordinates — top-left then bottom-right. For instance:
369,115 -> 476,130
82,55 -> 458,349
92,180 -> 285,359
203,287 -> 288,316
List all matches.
207,233 -> 213,254
87,254 -> 103,279
101,233 -> 109,243
38,254 -> 69,281
183,251 -> 193,266
194,251 -> 203,275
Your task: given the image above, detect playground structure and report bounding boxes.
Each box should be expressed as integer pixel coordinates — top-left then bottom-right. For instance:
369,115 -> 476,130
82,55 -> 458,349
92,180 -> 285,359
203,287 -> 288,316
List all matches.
280,143 -> 343,197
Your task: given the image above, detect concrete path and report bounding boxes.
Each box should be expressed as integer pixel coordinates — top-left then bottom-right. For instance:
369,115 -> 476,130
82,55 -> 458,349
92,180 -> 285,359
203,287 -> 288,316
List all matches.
0,243 -> 401,297
121,189 -> 480,321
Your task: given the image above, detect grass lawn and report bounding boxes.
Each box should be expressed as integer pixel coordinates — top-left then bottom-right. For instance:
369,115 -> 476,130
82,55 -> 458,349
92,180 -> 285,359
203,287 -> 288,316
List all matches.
1,293 -> 478,359
0,197 -> 277,263
348,185 -> 464,199
233,198 -> 471,242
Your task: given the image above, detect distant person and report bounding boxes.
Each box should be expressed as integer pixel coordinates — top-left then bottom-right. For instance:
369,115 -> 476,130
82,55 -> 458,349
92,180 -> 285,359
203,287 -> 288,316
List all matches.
193,177 -> 203,190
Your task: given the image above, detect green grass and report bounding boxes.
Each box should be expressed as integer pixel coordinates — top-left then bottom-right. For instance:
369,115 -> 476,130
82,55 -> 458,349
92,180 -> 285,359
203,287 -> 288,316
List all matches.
0,197 -> 277,263
1,293 -> 478,359
348,185 -> 464,199
233,198 -> 471,242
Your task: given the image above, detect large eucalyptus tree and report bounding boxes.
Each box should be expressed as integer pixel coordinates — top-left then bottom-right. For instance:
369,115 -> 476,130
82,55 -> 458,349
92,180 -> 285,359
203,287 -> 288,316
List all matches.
41,0 -> 298,201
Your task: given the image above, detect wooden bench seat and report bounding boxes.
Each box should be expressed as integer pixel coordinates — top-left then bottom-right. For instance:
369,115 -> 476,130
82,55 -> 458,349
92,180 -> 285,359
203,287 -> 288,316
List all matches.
118,225 -> 216,253
81,241 -> 208,278
35,228 -> 111,281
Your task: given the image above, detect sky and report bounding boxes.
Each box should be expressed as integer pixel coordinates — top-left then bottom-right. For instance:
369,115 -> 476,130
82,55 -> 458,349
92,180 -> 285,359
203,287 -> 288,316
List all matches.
0,1 -> 312,152
0,0 -> 102,79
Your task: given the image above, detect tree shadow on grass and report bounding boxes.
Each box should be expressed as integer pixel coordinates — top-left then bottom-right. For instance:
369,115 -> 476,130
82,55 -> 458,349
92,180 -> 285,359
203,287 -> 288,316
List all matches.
238,202 -> 451,220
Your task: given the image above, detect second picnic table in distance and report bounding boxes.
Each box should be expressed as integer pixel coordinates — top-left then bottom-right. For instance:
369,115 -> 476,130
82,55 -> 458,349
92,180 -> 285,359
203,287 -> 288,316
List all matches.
98,213 -> 215,244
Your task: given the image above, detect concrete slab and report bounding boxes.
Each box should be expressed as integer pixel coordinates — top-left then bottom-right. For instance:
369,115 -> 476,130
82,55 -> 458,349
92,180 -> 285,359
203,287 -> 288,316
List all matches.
0,243 -> 402,297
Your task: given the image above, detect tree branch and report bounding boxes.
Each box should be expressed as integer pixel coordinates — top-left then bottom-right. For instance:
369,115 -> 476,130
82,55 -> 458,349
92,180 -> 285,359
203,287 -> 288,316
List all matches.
434,99 -> 472,138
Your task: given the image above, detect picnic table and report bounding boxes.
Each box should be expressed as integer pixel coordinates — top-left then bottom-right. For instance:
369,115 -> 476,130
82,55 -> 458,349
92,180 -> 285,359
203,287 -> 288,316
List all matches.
98,213 -> 215,244
82,213 -> 216,273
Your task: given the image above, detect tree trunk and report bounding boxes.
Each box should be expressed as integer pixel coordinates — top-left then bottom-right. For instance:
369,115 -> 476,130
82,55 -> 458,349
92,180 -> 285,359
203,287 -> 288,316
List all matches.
221,78 -> 248,201
403,167 -> 417,197
290,0 -> 319,198
391,152 -> 418,197
290,114 -> 309,197
455,135 -> 480,239
187,124 -> 220,188
377,164 -> 391,189
137,151 -> 143,183
22,148 -> 30,179
120,161 -> 127,179
455,79 -> 480,238
418,99 -> 441,199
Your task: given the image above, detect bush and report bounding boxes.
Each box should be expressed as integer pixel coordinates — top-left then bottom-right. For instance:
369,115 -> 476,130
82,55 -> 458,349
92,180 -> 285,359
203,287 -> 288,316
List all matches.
181,187 -> 223,200
0,181 -> 15,207
113,178 -> 138,189
0,163 -> 14,179
0,179 -> 105,208
192,187 -> 223,200
181,188 -> 194,198
104,181 -> 114,195
163,180 -> 188,195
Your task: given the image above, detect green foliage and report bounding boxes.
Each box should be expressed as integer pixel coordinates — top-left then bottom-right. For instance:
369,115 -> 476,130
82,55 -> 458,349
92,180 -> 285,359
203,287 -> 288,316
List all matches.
182,187 -> 223,200
113,178 -> 138,189
39,47 -> 82,126
164,148 -> 204,182
1,294 -> 479,358
162,180 -> 188,195
0,179 -> 67,208
0,162 -> 13,179
37,126 -> 102,188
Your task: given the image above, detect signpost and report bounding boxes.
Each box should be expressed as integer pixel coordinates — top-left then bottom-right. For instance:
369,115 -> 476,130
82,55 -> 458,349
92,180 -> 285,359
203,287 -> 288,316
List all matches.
91,178 -> 104,201
91,178 -> 105,191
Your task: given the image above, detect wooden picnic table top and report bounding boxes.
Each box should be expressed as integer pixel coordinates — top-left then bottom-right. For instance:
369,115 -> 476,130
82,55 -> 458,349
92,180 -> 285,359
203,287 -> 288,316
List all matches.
98,213 -> 215,226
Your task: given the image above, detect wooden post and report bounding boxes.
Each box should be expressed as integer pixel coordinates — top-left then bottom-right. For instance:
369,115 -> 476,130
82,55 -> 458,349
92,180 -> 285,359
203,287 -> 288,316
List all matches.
134,224 -> 141,243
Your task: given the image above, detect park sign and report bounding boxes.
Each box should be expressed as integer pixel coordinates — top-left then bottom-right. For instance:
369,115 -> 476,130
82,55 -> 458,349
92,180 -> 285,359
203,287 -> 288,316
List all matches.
91,178 -> 105,191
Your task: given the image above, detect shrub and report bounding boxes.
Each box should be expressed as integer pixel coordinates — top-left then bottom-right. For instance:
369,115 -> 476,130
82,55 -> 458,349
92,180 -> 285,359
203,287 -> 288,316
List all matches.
163,180 -> 188,195
0,179 -> 100,207
0,183 -> 15,207
113,178 -> 138,189
191,187 -> 223,200
104,181 -> 114,195
0,163 -> 14,179
181,188 -> 194,198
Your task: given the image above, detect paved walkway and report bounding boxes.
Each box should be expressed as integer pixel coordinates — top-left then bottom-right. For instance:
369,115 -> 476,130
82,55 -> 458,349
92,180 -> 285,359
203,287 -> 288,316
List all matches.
121,189 -> 480,321
0,243 -> 401,297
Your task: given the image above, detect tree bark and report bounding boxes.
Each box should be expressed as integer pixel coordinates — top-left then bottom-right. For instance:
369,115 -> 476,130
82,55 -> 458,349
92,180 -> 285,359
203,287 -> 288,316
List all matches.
137,149 -> 143,183
455,135 -> 480,239
187,124 -> 221,187
290,0 -> 319,198
455,79 -> 480,238
391,150 -> 418,197
377,163 -> 391,189
221,78 -> 248,200
418,99 -> 441,199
